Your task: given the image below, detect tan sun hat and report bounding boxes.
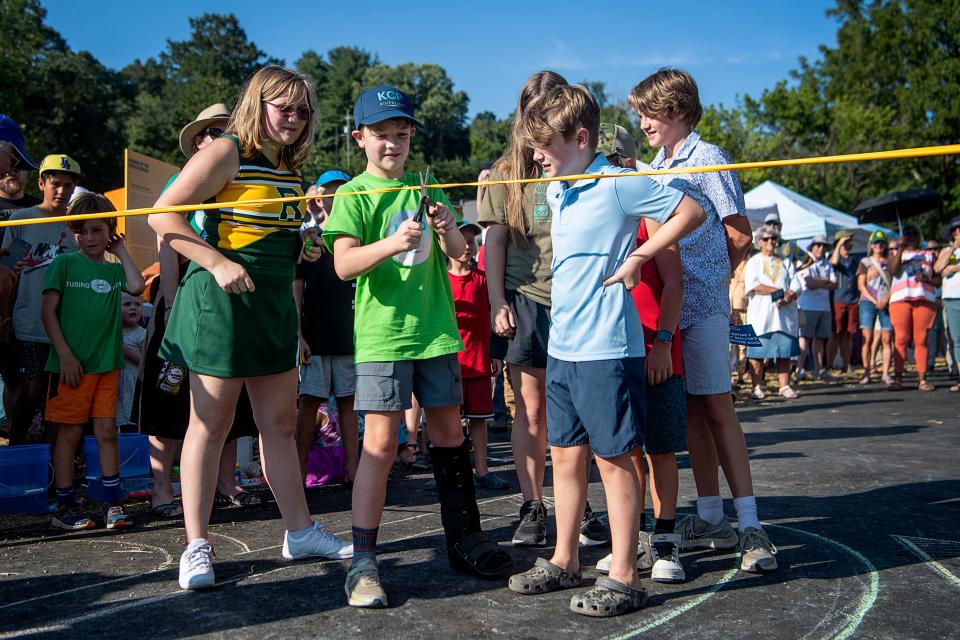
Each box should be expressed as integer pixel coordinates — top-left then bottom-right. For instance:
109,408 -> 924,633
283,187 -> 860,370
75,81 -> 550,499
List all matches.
179,103 -> 232,158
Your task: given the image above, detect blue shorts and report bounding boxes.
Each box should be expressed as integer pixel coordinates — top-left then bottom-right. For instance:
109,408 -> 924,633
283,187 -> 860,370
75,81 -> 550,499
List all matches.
858,299 -> 892,332
746,331 -> 800,360
546,356 -> 645,458
643,375 -> 687,455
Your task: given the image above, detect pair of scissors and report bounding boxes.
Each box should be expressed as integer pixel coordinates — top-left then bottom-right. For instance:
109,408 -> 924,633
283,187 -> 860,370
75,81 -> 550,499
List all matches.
412,165 -> 432,223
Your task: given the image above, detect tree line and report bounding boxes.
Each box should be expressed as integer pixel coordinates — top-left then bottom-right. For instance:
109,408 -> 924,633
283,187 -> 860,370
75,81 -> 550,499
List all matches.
2,0 -> 957,231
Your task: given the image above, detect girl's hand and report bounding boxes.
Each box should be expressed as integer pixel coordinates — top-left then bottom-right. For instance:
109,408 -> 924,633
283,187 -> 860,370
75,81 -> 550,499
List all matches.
211,258 -> 255,294
491,300 -> 516,338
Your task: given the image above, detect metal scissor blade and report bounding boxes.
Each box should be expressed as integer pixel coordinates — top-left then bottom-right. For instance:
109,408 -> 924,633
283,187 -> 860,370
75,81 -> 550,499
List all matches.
413,165 -> 432,222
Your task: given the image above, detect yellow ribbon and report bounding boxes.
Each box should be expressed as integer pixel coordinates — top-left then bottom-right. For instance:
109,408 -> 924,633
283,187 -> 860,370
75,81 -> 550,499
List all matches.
2,143 -> 957,228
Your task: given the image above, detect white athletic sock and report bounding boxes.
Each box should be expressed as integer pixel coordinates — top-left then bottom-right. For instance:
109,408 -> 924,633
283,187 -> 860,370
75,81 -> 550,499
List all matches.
697,496 -> 724,525
733,496 -> 762,532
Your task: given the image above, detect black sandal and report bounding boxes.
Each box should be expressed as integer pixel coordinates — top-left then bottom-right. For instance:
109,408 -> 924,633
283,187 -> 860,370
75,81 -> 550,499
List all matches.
447,531 -> 514,579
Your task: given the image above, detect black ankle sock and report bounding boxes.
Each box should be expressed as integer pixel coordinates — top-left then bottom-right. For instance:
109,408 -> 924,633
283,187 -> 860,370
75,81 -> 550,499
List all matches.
639,512 -> 648,533
654,518 -> 676,534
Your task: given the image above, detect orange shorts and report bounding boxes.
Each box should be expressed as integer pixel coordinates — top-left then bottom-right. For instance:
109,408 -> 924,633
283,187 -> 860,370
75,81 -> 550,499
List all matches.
45,369 -> 120,425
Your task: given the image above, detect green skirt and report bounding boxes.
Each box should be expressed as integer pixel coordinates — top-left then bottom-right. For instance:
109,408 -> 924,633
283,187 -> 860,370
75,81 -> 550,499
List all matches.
159,261 -> 298,378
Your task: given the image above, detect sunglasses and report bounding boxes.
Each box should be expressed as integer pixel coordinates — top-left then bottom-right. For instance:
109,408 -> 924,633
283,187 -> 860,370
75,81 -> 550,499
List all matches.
760,237 -> 778,243
201,127 -> 224,139
263,101 -> 312,121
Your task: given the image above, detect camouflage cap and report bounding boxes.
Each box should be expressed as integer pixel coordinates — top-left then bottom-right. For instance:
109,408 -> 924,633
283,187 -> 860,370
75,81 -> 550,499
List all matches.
597,123 -> 637,160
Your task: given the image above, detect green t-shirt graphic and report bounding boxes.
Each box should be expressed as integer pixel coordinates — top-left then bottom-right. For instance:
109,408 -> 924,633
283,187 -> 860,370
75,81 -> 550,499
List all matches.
43,252 -> 127,374
322,171 -> 464,364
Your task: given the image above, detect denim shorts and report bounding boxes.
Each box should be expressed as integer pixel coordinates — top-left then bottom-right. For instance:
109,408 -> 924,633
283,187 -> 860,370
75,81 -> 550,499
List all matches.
354,354 -> 462,412
858,299 -> 892,332
546,356 -> 645,459
643,375 -> 687,455
746,331 -> 801,360
299,354 -> 356,399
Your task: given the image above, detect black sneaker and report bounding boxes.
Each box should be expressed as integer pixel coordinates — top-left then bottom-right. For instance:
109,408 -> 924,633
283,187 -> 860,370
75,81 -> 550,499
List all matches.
579,503 -> 610,547
512,500 -> 547,547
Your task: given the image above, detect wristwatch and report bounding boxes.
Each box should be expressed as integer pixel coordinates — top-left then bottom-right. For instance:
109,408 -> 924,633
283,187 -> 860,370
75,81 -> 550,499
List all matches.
655,329 -> 674,344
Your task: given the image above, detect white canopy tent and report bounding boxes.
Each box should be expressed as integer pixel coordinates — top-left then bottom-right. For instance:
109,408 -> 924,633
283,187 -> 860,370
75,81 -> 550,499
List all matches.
744,180 -> 892,253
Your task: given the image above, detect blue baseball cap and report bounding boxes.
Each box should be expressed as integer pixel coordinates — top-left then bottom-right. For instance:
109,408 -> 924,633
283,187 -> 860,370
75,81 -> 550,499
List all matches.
314,170 -> 351,187
0,114 -> 38,169
353,85 -> 423,130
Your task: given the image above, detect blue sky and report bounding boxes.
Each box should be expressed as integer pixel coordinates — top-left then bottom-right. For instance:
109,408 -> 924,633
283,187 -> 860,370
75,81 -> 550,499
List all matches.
43,0 -> 839,119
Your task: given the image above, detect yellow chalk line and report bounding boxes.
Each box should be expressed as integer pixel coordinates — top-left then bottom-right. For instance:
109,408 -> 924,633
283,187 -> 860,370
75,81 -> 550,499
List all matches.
1,143 -> 957,228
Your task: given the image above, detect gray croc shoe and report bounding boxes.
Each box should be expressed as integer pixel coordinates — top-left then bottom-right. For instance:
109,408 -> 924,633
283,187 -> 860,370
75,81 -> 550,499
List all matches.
569,576 -> 647,617
508,557 -> 582,595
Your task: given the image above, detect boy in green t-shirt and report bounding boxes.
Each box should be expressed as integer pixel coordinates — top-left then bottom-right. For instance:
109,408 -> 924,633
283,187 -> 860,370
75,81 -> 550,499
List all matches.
324,85 -> 513,608
40,193 -> 146,531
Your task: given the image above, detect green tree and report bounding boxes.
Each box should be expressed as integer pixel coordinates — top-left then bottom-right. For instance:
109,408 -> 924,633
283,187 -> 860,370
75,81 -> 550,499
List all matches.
468,111 -> 510,166
1,0 -> 132,192
124,13 -> 278,165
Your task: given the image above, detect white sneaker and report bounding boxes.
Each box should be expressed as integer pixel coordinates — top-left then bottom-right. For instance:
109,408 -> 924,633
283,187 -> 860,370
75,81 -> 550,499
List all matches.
752,385 -> 766,400
179,539 -> 215,590
596,531 -> 653,574
282,520 -> 354,560
778,385 -> 799,399
649,533 -> 685,583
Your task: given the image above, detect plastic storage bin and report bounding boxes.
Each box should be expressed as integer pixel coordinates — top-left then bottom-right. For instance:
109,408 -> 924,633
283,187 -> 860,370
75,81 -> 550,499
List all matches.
0,444 -> 51,514
83,434 -> 151,502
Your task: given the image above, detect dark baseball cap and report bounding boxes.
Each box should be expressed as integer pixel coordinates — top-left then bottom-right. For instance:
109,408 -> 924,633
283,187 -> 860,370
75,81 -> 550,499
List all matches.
0,114 -> 38,169
353,85 -> 423,129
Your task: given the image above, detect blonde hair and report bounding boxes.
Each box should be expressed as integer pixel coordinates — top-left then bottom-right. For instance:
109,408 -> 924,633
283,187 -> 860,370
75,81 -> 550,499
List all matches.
491,71 -> 567,246
67,192 -> 117,234
516,84 -> 600,151
628,68 -> 703,128
227,65 -> 317,171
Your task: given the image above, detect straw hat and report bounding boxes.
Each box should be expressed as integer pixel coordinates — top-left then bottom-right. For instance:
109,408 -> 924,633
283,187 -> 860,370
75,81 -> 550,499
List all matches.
179,103 -> 231,158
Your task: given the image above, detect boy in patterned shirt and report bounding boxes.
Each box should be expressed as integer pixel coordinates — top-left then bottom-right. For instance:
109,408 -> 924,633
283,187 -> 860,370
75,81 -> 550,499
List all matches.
629,68 -> 777,572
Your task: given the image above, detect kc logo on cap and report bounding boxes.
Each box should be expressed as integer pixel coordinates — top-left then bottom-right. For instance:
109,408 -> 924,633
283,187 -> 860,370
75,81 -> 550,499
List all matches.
354,84 -> 424,130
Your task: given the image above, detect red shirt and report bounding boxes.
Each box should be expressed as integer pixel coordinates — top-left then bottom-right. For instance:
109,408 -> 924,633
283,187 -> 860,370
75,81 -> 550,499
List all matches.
448,267 -> 491,378
630,219 -> 684,375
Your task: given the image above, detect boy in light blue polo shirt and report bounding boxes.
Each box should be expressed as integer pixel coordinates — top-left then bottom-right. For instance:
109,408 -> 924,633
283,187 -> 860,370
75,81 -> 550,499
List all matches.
505,83 -> 705,617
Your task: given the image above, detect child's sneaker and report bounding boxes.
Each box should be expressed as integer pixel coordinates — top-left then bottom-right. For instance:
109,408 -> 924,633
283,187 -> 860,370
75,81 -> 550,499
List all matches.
345,557 -> 387,608
739,527 -> 779,573
282,520 -> 353,560
179,539 -> 215,590
752,385 -> 766,400
778,385 -> 799,399
51,504 -> 96,531
579,504 -> 610,547
649,533 -> 685,583
512,500 -> 547,547
104,504 -> 134,529
677,514 -> 739,550
596,531 -> 653,573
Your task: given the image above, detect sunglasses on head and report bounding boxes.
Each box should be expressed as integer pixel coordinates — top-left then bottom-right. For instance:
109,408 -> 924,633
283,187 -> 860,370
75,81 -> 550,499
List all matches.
201,127 -> 224,139
263,100 -> 312,121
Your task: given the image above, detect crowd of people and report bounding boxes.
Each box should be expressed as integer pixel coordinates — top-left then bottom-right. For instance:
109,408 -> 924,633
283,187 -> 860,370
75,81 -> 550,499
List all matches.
1,61 -> 958,620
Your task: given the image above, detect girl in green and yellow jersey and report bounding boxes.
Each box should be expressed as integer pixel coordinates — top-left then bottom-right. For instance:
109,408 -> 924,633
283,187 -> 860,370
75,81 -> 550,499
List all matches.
150,66 -> 352,591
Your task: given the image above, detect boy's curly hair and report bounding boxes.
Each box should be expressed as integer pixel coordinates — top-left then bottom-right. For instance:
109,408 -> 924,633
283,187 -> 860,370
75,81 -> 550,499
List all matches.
515,84 -> 600,151
628,67 -> 703,128
67,192 -> 117,234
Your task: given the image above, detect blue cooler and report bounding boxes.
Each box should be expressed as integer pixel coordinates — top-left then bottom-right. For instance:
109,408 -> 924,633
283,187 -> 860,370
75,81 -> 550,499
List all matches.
83,434 -> 151,502
0,444 -> 51,514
